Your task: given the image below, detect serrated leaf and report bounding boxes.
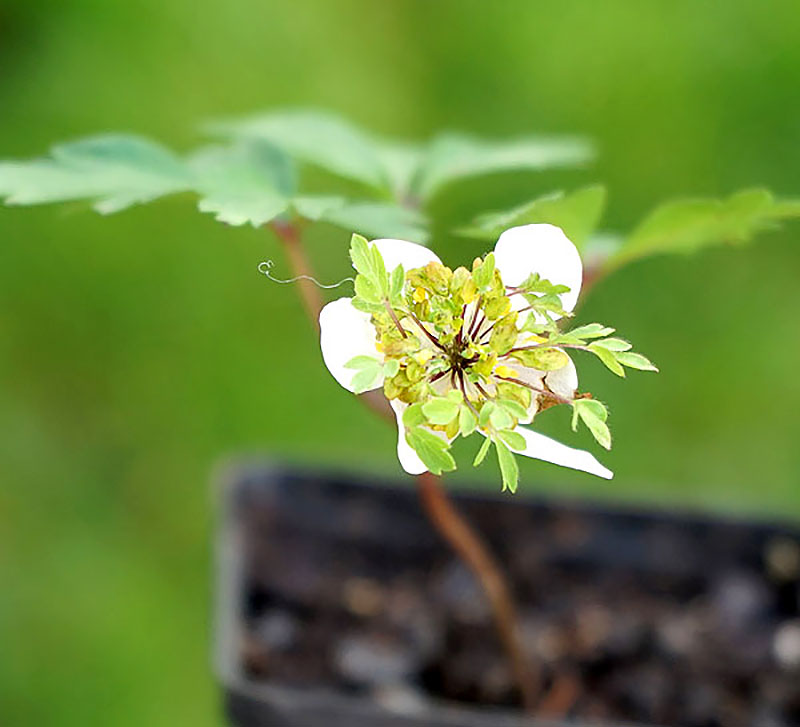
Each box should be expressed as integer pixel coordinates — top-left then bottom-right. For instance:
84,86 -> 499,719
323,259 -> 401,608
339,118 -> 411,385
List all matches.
389,265 -> 405,305
190,141 -> 295,226
351,296 -> 384,314
290,195 -> 345,221
422,397 -> 461,425
461,186 -> 606,250
350,234 -> 376,279
406,427 -> 456,475
412,133 -> 593,200
322,202 -> 429,243
473,436 -> 492,467
611,188 -> 800,268
472,252 -> 496,292
354,274 -> 382,304
588,343 -> 626,377
494,439 -> 519,493
208,109 -> 391,191
0,135 -> 191,212
616,352 -> 659,372
371,244 -> 389,296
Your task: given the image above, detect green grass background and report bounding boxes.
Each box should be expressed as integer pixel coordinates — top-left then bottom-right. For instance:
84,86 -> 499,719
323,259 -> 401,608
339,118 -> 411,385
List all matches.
1,1 -> 799,724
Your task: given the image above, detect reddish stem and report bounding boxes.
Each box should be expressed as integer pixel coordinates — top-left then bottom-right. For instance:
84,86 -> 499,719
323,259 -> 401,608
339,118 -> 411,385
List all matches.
271,220 -> 323,331
417,472 -> 538,710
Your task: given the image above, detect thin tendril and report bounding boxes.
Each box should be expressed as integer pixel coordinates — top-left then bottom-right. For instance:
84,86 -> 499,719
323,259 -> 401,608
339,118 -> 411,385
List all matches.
258,260 -> 354,290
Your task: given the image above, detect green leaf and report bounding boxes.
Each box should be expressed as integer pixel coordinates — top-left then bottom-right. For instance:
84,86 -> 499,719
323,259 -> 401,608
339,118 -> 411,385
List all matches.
389,265 -> 405,306
383,359 -> 400,378
472,252 -> 496,292
290,195 -> 345,221
321,202 -> 429,243
0,135 -> 191,213
488,312 -> 518,355
459,406 -> 478,436
371,244 -> 389,296
402,403 -> 426,428
562,323 -> 615,340
422,397 -> 461,425
616,352 -> 659,372
497,399 -> 529,421
588,343 -> 626,377
489,405 -> 514,431
208,109 -> 391,191
350,234 -> 375,278
590,337 -> 632,352
406,427 -> 456,475
461,186 -> 606,249
611,188 -> 800,268
510,347 -> 570,371
412,133 -> 593,200
190,141 -> 295,226
354,274 -> 382,304
344,355 -> 384,393
373,141 -> 425,199
498,429 -> 526,451
494,439 -> 520,493
572,399 -> 612,450
473,436 -> 492,467
478,402 -> 495,429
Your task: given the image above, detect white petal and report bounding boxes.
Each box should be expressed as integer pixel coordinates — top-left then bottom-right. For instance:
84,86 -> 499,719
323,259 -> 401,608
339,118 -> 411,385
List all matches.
545,356 -> 578,399
319,297 -> 380,392
372,238 -> 441,273
508,426 -> 613,479
493,224 -> 583,315
390,400 -> 428,475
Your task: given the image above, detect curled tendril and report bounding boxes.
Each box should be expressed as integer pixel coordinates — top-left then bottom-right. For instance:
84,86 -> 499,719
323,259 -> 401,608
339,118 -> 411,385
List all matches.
257,260 -> 355,290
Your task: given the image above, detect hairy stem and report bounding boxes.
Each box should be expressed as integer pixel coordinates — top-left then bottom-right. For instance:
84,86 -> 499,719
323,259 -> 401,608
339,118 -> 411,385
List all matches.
270,220 -> 540,711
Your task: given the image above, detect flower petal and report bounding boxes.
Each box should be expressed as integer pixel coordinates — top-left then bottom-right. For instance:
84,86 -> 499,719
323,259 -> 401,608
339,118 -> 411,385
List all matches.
508,426 -> 613,479
372,238 -> 442,273
493,224 -> 583,315
319,297 -> 380,392
545,356 -> 578,399
390,400 -> 428,475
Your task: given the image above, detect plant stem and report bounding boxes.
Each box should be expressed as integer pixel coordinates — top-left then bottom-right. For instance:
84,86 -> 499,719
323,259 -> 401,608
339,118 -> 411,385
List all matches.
269,220 -> 540,711
383,299 -> 408,338
417,471 -> 538,711
271,220 -> 323,331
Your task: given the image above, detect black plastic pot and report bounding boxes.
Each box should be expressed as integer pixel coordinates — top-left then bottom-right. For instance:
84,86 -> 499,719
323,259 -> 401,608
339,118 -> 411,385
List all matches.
215,462 -> 800,727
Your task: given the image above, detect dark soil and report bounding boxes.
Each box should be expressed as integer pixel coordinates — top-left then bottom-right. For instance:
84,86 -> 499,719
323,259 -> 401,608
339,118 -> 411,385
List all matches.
230,468 -> 800,727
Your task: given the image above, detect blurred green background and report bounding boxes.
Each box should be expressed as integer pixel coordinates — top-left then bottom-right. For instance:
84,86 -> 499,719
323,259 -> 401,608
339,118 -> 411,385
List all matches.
1,1 -> 799,725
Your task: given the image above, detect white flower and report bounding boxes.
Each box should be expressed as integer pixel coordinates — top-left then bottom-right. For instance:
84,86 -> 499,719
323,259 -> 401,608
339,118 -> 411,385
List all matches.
319,224 -> 613,482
